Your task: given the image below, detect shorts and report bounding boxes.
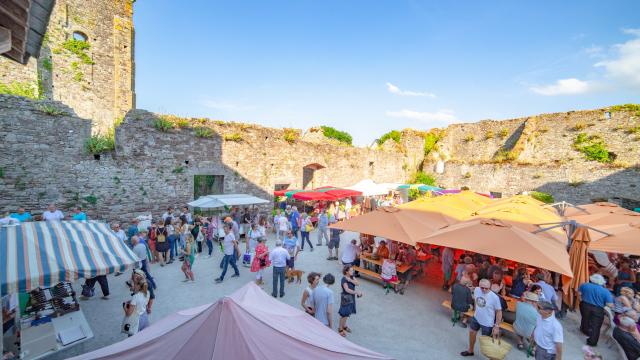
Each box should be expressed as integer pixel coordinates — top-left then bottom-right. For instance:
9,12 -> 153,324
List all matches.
328,239 -> 340,249
468,317 -> 493,336
286,257 -> 295,268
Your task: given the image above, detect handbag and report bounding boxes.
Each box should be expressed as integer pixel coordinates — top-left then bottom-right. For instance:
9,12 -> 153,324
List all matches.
340,293 -> 354,307
479,336 -> 512,360
243,252 -> 251,264
259,256 -> 267,267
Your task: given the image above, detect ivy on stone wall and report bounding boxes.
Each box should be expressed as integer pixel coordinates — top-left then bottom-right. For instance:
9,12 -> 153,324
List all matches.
573,133 -> 613,163
61,39 -> 94,65
320,126 -> 352,145
377,130 -> 402,146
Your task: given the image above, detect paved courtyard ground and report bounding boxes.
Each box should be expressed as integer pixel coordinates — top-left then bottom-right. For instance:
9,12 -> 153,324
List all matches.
47,230 -> 617,360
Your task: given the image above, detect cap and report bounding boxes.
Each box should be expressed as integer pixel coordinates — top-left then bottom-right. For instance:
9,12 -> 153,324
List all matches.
590,273 -> 606,286
538,301 -> 555,311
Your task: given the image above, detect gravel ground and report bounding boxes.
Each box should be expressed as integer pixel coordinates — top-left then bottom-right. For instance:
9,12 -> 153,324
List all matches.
45,230 -> 617,360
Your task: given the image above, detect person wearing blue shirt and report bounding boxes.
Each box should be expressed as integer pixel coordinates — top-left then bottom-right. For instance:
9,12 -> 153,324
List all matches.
578,274 -> 614,346
316,209 -> 330,246
70,207 -> 87,220
288,206 -> 300,238
127,219 -> 140,243
9,207 -> 32,222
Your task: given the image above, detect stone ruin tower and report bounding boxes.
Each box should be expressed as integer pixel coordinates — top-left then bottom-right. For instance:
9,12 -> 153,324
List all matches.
0,0 -> 135,133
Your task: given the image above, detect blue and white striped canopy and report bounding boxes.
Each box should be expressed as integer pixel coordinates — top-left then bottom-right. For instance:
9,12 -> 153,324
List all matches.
1,221 -> 138,295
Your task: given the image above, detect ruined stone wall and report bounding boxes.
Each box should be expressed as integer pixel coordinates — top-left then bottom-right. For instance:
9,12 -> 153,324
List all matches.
427,108 -> 640,205
0,95 -> 419,222
0,0 -> 135,132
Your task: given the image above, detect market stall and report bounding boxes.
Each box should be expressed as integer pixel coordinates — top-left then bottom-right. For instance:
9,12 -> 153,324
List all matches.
187,194 -> 270,237
1,221 -> 138,360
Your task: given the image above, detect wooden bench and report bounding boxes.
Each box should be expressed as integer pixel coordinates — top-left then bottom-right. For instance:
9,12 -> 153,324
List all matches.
441,300 -> 515,334
353,266 -> 400,285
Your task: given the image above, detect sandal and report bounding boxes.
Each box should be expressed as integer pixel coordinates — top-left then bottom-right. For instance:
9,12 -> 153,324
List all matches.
343,326 -> 352,333
338,328 -> 347,337
460,351 -> 474,357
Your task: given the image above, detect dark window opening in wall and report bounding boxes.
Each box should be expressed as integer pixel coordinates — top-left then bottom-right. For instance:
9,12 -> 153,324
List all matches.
193,175 -> 224,200
274,184 -> 290,191
184,160 -> 189,165
369,161 -> 374,167
72,31 -> 88,42
490,191 -> 502,198
302,163 -> 325,189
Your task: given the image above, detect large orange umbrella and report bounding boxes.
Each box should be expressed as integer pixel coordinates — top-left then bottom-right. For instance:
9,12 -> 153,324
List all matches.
418,218 -> 573,276
587,222 -> 640,255
568,210 -> 640,226
561,202 -> 628,217
329,207 -> 455,246
399,191 -> 490,220
563,227 -> 591,310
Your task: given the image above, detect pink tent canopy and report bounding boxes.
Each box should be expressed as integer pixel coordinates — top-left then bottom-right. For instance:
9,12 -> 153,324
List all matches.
70,282 -> 392,360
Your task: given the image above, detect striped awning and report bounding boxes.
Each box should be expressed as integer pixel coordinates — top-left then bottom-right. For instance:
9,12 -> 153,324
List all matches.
1,221 -> 139,295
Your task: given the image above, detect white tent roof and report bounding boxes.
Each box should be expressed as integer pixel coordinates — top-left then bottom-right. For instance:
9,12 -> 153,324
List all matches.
346,179 -> 390,196
188,194 -> 269,209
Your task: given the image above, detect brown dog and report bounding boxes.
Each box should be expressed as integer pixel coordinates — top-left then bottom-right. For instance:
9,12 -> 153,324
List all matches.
286,269 -> 304,284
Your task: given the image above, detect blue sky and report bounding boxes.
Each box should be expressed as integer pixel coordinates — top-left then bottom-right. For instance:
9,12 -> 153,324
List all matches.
133,0 -> 640,145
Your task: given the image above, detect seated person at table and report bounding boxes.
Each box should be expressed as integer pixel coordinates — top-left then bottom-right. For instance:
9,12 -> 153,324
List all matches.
614,287 -> 640,316
461,264 -> 478,287
513,291 -> 539,350
487,259 -> 505,279
451,278 -> 474,327
375,240 -> 389,259
616,261 -> 634,296
613,315 -> 640,360
454,256 -> 474,283
397,246 -> 418,295
477,261 -> 491,281
490,270 -> 506,296
360,235 -> 374,253
509,266 -> 531,298
618,309 -> 640,332
529,284 -> 545,301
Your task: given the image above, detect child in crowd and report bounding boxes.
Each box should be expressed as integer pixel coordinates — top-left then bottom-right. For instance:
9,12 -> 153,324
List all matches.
180,233 -> 196,282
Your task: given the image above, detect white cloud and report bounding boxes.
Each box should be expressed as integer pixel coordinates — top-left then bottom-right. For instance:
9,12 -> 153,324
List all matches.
595,29 -> 640,88
386,82 -> 436,98
584,44 -> 604,58
386,109 -> 457,124
529,78 -> 592,96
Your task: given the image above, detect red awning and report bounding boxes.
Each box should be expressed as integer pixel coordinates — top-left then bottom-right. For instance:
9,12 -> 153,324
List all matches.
292,192 -> 338,201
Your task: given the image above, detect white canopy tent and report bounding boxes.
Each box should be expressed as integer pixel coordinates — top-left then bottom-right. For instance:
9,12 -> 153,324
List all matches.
188,194 -> 269,209
346,180 -> 396,196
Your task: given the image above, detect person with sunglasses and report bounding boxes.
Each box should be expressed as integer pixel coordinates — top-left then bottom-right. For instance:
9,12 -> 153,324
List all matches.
461,278 -> 503,357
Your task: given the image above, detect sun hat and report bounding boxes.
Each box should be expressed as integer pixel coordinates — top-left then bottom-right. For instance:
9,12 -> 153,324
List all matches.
590,273 -> 606,286
523,291 -> 539,302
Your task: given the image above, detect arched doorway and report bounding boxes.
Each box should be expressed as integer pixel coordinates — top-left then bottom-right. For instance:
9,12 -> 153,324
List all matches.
302,163 -> 325,189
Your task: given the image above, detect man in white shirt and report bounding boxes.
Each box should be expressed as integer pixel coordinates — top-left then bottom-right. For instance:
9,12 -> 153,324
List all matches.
461,279 -> 503,357
533,301 -> 563,360
162,207 -> 174,222
269,240 -> 290,298
42,204 -> 64,221
341,239 -> 359,266
276,212 -> 289,241
180,206 -> 193,224
344,198 -> 352,219
112,223 -> 127,243
216,224 -> 240,283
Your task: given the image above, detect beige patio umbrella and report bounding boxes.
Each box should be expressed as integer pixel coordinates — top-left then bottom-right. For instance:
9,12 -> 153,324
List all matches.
568,210 -> 640,227
587,222 -> 640,255
561,202 -> 629,217
418,218 -> 573,276
329,206 -> 455,246
563,227 -> 591,310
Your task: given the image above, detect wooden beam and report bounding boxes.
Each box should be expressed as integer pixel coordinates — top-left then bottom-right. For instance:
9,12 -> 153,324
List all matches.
0,27 -> 11,54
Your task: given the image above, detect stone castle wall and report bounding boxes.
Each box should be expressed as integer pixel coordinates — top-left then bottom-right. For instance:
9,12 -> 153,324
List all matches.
0,0 -> 135,133
426,108 -> 640,206
0,95 -> 421,222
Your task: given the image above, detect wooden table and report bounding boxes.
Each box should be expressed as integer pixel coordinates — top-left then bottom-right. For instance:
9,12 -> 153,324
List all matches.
360,255 -> 411,274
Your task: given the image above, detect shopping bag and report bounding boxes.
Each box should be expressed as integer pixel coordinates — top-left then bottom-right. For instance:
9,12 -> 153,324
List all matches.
479,336 -> 512,360
243,252 -> 251,266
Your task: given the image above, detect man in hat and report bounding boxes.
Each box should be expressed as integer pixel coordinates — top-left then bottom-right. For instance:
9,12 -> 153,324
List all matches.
514,291 -> 539,350
533,300 -> 563,360
578,274 -> 614,346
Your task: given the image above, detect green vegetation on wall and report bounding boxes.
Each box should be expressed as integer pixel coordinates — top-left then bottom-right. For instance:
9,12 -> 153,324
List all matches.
423,130 -> 444,156
85,133 -> 115,154
529,191 -> 554,204
321,126 -> 352,145
283,128 -> 298,143
61,39 -> 94,65
224,133 -> 243,142
573,133 -> 613,163
195,127 -> 214,138
0,81 -> 39,99
408,171 -> 436,186
377,130 -> 402,145
610,104 -> 640,112
154,117 -> 175,132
